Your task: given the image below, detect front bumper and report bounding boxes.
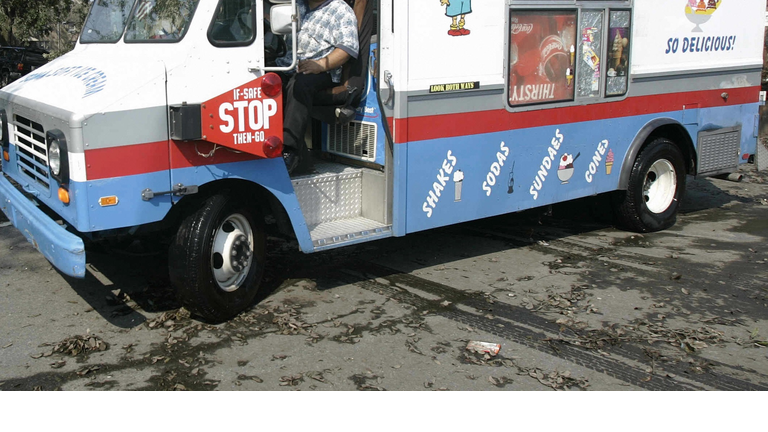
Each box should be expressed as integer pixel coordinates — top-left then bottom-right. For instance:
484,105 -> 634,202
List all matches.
0,173 -> 85,278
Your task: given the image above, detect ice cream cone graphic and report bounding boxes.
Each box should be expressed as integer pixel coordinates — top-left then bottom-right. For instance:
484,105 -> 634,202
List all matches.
606,149 -> 614,175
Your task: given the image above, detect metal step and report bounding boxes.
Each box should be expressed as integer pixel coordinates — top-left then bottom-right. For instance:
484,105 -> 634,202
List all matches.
292,162 -> 363,227
292,162 -> 392,249
309,217 -> 391,250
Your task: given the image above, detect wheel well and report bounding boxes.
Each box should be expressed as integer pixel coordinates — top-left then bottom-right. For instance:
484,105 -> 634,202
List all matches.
620,120 -> 696,189
162,179 -> 295,239
647,124 -> 696,175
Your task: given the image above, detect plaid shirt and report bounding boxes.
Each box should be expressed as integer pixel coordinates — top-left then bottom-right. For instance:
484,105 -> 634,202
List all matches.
277,0 -> 359,83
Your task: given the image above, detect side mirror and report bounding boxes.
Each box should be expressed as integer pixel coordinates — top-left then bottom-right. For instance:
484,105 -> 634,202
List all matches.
270,5 -> 298,36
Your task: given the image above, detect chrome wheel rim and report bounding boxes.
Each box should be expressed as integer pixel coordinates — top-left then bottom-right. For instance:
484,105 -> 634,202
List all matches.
211,213 -> 253,292
643,159 -> 676,214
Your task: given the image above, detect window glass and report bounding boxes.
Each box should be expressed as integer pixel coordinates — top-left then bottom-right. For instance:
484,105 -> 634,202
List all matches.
81,0 -> 137,43
208,0 -> 256,45
576,10 -> 603,98
606,10 -> 631,97
124,0 -> 199,42
508,10 -> 576,107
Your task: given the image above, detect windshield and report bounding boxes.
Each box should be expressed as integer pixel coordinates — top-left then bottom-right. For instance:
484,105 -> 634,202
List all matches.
124,0 -> 200,42
81,0 -> 137,43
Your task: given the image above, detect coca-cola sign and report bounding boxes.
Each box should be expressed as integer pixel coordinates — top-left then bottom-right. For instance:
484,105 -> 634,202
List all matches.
511,23 -> 534,35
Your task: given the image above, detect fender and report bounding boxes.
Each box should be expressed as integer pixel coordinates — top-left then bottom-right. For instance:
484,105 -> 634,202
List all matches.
619,117 -> 695,190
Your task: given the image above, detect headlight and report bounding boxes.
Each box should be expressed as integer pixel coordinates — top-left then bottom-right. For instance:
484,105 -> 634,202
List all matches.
49,139 -> 61,176
46,130 -> 69,184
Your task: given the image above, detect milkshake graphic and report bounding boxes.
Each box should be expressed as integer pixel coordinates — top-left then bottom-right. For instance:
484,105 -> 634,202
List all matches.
605,149 -> 614,175
557,152 -> 579,184
454,170 -> 464,201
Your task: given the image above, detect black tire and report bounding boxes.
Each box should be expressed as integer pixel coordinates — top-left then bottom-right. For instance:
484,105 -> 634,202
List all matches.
613,137 -> 686,233
169,194 -> 266,322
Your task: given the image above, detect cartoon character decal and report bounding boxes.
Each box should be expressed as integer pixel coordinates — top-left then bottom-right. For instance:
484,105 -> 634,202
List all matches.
440,0 -> 472,36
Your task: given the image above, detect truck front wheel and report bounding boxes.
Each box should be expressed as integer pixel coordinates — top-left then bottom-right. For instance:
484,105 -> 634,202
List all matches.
169,193 -> 266,322
614,138 -> 686,233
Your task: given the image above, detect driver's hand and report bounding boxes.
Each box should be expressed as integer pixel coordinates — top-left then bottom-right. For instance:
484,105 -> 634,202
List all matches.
297,59 -> 325,74
441,0 -> 450,5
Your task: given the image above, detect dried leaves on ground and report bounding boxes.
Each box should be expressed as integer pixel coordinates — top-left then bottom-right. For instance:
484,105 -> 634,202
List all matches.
36,334 -> 109,359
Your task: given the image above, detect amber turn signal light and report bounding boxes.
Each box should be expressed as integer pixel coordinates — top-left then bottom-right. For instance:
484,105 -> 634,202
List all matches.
58,187 -> 70,205
2,150 -> 8,162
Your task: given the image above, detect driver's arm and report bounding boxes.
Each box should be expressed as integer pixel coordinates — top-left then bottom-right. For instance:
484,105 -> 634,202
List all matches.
297,48 -> 351,74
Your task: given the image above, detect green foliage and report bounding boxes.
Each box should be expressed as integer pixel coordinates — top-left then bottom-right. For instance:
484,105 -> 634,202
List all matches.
0,0 -> 89,48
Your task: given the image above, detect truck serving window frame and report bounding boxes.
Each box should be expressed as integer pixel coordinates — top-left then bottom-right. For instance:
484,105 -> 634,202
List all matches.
504,1 -> 633,114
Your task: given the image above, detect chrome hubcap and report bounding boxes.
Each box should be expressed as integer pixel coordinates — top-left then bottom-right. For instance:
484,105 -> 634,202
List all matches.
211,214 -> 253,292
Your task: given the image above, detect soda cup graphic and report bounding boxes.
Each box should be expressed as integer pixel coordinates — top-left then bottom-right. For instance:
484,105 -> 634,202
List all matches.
454,170 -> 464,202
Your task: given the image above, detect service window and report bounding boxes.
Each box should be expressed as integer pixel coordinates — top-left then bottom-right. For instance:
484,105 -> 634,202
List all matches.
576,10 -> 604,98
508,10 -> 577,107
606,10 -> 631,97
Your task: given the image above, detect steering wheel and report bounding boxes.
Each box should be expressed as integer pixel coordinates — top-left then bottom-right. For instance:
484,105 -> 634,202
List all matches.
263,18 -> 287,65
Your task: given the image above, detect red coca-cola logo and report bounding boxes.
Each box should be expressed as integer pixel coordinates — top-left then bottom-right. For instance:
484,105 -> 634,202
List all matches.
540,35 -> 565,60
540,35 -> 568,84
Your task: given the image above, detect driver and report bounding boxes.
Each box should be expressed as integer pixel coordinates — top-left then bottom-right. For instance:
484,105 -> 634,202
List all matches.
276,0 -> 359,174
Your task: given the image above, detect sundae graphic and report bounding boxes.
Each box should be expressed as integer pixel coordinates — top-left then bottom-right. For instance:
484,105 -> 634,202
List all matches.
685,0 -> 722,32
557,152 -> 580,184
605,149 -> 614,175
454,170 -> 464,201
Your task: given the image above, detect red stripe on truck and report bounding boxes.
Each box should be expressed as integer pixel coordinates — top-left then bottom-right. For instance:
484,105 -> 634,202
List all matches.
85,141 -> 170,180
84,87 -> 759,179
395,86 -> 760,143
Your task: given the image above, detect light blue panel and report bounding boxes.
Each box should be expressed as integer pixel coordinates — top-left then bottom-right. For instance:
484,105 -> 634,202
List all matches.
169,157 -> 313,252
405,112 -> 695,234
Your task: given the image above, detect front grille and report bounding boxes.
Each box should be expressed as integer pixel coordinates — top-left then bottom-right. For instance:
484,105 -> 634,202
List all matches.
13,114 -> 50,189
327,121 -> 377,162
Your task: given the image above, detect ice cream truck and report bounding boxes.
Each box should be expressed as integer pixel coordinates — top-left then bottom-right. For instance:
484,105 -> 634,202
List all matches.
1,0 -> 765,321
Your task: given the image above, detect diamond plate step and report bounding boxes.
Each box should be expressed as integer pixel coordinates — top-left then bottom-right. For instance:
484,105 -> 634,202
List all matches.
292,163 -> 364,227
309,217 -> 392,249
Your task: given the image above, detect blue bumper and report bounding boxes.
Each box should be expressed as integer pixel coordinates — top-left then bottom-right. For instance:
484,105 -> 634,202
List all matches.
0,174 -> 86,278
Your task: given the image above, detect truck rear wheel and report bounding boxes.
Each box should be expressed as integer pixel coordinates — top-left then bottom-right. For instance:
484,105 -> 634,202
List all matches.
614,137 -> 686,233
169,193 -> 266,322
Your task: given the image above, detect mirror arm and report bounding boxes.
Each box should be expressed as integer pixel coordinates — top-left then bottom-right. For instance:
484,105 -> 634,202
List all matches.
258,0 -> 298,72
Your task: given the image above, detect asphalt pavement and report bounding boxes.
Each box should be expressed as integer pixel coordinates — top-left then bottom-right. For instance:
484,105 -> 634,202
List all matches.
1,165 -> 767,391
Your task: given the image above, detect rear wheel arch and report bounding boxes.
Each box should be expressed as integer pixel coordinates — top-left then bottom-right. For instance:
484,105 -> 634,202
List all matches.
619,119 -> 696,190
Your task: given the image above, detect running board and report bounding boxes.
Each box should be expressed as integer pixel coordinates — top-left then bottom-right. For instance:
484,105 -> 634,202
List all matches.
292,162 -> 392,250
309,217 -> 392,250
